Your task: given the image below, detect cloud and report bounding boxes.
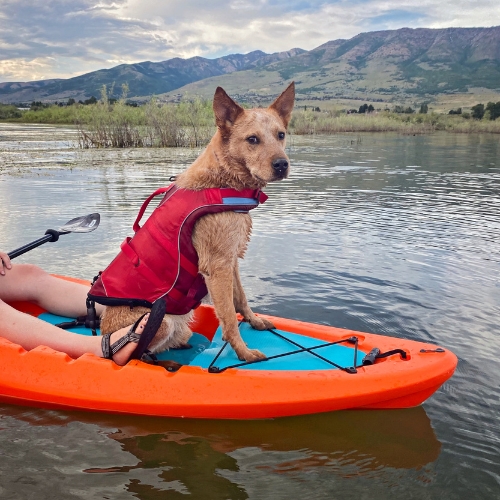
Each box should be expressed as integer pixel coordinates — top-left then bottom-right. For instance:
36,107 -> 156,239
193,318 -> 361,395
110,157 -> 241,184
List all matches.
0,0 -> 498,82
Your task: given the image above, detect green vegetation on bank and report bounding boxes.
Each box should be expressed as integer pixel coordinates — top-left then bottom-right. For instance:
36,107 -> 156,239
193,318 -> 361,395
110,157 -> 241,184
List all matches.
77,86 -> 215,148
290,104 -> 500,135
1,88 -> 500,148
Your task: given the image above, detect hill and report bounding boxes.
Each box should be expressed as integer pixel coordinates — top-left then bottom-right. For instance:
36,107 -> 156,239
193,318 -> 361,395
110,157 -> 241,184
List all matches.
0,26 -> 499,106
158,26 -> 500,107
0,49 -> 305,104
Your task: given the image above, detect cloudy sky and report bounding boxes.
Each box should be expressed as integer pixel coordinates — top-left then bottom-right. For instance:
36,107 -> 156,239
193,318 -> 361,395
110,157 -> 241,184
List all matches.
0,0 -> 498,82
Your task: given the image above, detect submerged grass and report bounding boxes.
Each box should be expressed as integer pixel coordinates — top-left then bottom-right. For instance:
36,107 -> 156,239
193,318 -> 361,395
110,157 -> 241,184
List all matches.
2,98 -> 500,148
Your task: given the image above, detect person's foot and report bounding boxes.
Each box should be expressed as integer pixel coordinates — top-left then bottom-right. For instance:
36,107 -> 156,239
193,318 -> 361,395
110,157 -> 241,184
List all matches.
108,313 -> 150,366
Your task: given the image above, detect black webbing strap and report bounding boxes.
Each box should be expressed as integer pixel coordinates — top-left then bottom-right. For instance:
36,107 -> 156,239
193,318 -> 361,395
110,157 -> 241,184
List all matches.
54,297 -> 99,335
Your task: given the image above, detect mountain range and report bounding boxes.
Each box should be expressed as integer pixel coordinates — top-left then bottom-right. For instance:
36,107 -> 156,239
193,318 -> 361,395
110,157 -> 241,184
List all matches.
1,26 -> 499,106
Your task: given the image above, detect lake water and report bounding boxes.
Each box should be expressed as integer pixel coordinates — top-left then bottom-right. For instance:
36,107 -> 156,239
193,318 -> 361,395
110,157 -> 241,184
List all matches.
0,123 -> 499,499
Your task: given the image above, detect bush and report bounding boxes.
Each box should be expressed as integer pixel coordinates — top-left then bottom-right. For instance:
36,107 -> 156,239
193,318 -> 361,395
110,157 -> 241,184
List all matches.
0,104 -> 22,119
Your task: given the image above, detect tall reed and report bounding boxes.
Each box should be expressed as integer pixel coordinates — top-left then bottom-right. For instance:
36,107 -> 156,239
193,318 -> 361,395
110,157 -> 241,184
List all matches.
77,85 -> 215,148
289,109 -> 500,135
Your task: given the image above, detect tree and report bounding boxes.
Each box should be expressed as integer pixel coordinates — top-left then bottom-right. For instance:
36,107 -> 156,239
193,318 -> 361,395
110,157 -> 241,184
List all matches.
83,96 -> 97,105
471,103 -> 485,120
367,104 -> 374,113
419,103 -> 428,114
358,103 -> 368,113
486,101 -> 500,120
67,98 -> 75,106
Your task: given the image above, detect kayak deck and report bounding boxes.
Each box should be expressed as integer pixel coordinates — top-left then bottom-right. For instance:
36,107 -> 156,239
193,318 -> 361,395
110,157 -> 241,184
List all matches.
39,312 -> 367,372
0,278 -> 458,419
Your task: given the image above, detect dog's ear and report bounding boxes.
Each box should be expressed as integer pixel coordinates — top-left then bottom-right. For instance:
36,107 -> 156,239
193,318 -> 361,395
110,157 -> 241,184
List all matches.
213,87 -> 244,132
269,82 -> 295,128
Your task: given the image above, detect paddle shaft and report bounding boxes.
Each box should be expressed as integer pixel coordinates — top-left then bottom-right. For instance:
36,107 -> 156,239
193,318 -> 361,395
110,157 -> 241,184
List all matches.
7,229 -> 61,260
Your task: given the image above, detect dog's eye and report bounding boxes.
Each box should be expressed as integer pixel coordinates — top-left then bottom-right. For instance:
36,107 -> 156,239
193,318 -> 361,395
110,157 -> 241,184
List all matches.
278,132 -> 285,140
247,136 -> 259,145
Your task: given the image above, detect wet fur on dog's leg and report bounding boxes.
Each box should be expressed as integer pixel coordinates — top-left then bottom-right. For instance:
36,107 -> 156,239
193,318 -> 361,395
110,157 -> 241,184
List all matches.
233,261 -> 274,331
194,212 -> 266,362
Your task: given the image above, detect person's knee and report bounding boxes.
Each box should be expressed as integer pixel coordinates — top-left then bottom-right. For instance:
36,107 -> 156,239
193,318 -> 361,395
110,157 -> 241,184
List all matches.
16,264 -> 47,281
11,264 -> 49,301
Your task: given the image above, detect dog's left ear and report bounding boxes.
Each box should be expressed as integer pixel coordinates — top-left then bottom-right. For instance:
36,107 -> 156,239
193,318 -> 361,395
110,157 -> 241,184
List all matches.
269,82 -> 295,128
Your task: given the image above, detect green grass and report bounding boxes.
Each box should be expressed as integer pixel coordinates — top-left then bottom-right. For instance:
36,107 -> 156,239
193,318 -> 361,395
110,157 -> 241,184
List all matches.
2,100 -> 499,149
289,110 -> 500,135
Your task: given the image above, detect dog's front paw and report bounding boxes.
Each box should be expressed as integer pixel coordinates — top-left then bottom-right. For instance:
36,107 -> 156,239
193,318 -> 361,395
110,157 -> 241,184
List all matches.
236,347 -> 267,362
248,316 -> 275,331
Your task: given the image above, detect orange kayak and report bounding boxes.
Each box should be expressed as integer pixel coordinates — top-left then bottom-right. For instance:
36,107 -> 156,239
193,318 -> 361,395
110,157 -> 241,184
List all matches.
0,276 -> 457,419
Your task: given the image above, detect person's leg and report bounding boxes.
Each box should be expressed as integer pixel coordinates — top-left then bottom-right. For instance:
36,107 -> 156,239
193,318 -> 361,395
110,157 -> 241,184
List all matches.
0,299 -> 149,366
0,263 -> 103,317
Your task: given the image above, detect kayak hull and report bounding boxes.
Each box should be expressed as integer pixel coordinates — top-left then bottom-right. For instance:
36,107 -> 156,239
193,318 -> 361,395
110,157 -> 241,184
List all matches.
0,277 -> 457,419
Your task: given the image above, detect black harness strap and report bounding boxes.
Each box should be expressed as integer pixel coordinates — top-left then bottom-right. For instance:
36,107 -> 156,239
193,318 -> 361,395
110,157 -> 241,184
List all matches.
55,296 -> 99,335
56,274 -> 101,335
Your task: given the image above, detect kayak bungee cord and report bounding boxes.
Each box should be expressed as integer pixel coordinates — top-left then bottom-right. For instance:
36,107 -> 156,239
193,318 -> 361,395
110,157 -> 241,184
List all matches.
205,323 -> 416,374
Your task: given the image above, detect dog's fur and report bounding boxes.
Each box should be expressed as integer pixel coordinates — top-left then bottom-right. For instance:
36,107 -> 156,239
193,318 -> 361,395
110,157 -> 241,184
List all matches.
100,82 -> 295,362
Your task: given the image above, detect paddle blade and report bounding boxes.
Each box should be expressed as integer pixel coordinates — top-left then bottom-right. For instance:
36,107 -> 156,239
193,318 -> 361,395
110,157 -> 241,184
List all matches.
57,213 -> 100,234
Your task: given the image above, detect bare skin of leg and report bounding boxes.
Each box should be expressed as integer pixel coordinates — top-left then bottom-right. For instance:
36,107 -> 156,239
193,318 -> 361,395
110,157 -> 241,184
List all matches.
0,261 -> 149,365
0,262 -> 103,317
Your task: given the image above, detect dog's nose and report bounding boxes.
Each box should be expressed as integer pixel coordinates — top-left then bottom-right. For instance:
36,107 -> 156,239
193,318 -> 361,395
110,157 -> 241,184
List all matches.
272,158 -> 289,176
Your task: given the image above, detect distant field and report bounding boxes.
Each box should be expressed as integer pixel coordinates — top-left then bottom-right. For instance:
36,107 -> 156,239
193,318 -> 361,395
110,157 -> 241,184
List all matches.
1,97 -> 499,149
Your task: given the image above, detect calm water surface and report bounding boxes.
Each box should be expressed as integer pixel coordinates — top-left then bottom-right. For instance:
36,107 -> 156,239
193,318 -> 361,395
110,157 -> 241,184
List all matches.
0,123 -> 499,499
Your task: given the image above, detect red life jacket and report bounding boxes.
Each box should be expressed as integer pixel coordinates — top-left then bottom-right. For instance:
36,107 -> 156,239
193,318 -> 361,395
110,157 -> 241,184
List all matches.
88,183 -> 268,315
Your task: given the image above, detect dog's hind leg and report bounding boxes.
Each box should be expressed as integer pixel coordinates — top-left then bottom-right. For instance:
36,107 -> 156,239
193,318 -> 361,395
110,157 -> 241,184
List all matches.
100,306 -> 192,354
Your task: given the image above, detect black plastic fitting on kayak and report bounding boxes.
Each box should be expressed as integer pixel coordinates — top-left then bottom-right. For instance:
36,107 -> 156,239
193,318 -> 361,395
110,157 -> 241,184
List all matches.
362,347 -> 381,366
44,229 -> 60,242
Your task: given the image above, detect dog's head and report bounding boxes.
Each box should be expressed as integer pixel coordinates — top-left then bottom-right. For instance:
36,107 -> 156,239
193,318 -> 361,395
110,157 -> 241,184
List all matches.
213,82 -> 295,187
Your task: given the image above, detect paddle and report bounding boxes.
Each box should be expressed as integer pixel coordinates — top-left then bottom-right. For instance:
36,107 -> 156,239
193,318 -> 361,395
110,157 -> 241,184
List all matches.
7,213 -> 100,260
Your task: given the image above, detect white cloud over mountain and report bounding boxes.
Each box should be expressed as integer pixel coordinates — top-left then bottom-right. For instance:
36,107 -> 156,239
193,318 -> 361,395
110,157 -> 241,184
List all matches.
0,0 -> 498,82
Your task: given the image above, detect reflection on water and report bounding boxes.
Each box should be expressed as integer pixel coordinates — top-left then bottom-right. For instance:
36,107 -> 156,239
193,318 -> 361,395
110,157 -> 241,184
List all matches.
0,404 -> 439,499
1,124 -> 500,499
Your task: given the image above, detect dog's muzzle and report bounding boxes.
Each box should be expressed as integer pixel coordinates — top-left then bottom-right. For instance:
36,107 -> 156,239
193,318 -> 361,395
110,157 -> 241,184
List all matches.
272,158 -> 289,178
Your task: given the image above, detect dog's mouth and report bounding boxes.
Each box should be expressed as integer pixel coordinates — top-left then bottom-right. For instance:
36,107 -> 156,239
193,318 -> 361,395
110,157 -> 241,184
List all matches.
273,171 -> 288,181
250,172 -> 268,185
249,165 -> 289,185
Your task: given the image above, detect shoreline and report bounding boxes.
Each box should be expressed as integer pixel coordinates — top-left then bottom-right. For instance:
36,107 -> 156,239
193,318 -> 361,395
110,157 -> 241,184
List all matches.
1,109 -> 499,152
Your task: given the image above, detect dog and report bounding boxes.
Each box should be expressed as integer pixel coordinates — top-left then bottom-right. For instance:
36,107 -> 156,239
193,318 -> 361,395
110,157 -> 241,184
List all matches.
99,82 -> 295,362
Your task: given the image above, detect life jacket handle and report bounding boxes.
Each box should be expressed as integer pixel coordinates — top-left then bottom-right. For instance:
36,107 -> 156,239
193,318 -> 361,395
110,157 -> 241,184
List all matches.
133,186 -> 171,232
